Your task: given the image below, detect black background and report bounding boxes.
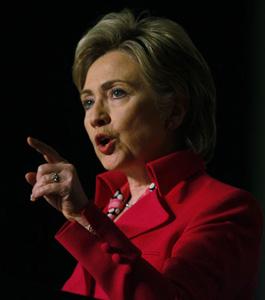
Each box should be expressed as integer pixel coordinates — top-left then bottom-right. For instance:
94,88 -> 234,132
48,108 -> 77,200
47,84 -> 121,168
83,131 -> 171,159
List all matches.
1,1 -> 263,299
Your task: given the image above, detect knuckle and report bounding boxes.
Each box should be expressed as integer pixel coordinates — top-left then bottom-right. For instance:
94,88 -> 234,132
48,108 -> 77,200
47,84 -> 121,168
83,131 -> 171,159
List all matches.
66,163 -> 75,172
37,163 -> 49,174
34,185 -> 44,198
37,165 -> 44,173
63,178 -> 70,187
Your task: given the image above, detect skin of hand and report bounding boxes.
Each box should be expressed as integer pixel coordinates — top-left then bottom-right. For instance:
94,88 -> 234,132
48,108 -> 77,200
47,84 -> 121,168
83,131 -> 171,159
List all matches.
25,137 -> 90,221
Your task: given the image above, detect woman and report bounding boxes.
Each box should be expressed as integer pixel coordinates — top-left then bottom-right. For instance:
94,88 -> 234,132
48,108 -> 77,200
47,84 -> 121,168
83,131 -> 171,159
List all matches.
25,9 -> 263,300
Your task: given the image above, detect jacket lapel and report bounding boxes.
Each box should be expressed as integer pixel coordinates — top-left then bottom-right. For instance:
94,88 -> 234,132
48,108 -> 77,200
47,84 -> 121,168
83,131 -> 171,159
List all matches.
115,190 -> 170,239
93,151 -> 205,238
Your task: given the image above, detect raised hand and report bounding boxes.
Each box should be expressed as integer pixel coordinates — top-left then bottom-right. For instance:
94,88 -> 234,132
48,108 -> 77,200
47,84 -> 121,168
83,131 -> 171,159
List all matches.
25,137 -> 89,221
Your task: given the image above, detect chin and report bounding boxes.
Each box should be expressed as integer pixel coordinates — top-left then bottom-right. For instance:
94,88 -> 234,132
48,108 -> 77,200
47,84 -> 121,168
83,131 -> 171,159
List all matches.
98,151 -> 134,172
98,154 -> 124,171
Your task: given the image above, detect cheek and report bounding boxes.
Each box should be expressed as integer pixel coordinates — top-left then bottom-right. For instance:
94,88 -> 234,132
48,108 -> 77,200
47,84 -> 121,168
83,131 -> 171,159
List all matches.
129,107 -> 162,133
119,114 -> 157,147
83,117 -> 93,141
83,116 -> 88,130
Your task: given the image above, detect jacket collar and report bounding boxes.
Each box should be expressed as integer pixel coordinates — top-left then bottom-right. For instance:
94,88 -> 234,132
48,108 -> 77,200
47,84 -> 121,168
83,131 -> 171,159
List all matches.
95,150 -> 204,203
94,150 -> 205,238
146,150 -> 205,196
94,150 -> 205,208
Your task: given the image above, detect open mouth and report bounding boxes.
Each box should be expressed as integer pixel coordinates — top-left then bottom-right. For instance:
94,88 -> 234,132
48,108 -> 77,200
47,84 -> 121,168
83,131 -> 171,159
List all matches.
95,134 -> 116,155
95,134 -> 112,146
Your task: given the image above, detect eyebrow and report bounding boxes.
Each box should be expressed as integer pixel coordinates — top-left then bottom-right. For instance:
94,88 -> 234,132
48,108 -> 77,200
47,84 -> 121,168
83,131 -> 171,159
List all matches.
80,79 -> 137,97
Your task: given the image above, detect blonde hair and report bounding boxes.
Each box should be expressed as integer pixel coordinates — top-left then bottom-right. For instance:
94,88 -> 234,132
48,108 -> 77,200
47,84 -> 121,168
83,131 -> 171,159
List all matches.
73,9 -> 216,162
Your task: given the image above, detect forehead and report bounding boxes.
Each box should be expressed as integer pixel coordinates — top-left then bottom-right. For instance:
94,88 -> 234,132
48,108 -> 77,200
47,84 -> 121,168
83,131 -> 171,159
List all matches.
84,50 -> 144,87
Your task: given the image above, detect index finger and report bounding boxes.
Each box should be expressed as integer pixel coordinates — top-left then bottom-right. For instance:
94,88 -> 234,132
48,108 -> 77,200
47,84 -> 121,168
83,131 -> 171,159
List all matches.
27,136 -> 66,163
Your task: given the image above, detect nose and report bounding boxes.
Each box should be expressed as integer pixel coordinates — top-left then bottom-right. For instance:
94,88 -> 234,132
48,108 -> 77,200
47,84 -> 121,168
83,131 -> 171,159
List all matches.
89,102 -> 111,128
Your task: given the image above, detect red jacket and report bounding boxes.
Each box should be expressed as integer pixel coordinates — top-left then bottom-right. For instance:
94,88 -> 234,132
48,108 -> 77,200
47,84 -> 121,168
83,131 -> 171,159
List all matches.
55,151 -> 263,299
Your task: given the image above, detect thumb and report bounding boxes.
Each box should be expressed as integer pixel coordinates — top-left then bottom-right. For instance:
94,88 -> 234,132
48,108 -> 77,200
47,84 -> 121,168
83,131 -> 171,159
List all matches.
25,172 -> 37,186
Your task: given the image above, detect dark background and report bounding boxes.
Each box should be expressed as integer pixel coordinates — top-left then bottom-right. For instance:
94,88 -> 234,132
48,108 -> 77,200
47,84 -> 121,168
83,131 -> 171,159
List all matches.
1,1 -> 264,299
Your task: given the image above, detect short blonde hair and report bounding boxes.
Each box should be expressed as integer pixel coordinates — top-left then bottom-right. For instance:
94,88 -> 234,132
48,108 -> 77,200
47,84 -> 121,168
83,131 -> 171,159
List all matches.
73,9 -> 216,162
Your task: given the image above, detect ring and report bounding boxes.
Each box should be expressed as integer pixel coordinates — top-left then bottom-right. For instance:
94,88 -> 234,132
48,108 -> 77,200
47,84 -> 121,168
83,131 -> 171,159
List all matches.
51,172 -> 60,183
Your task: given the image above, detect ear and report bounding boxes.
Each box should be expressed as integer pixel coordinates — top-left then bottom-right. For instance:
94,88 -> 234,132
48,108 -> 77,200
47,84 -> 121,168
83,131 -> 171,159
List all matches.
165,97 -> 187,130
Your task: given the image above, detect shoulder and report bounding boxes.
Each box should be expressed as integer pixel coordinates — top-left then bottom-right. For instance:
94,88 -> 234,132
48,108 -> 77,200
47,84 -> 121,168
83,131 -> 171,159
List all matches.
166,171 -> 263,231
183,171 -> 258,205
195,173 -> 260,211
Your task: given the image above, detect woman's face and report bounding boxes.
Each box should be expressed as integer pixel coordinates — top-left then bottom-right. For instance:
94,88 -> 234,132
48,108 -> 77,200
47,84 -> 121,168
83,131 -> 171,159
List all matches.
81,50 -> 177,172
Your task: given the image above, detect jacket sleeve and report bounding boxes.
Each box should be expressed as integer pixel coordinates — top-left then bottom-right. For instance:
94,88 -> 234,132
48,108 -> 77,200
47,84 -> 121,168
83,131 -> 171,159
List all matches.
55,190 -> 263,300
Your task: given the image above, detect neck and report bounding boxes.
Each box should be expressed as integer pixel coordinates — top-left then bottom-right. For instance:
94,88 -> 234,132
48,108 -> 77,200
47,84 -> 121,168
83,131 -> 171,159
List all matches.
125,165 -> 151,202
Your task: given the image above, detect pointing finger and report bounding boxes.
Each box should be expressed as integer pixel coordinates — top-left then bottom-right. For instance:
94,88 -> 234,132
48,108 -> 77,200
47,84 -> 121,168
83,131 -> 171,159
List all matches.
27,136 -> 66,163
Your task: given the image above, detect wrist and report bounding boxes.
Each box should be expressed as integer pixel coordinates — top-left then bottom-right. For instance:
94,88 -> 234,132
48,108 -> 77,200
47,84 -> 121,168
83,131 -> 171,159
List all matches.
64,199 -> 92,220
70,206 -> 97,236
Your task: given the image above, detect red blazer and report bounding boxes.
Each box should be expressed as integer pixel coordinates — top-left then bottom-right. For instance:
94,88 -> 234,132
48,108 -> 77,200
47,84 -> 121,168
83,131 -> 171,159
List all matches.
55,151 -> 263,300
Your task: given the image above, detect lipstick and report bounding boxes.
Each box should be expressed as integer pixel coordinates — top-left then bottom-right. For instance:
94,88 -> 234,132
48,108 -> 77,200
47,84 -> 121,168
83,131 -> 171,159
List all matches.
95,134 -> 116,155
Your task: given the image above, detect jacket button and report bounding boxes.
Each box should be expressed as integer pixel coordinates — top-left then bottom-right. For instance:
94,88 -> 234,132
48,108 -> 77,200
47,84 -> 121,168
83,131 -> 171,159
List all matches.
100,242 -> 111,253
112,253 -> 121,263
123,264 -> 132,274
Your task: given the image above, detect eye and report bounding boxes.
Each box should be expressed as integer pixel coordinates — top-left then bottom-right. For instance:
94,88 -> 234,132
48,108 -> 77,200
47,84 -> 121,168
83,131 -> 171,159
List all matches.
82,98 -> 94,110
112,88 -> 126,99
